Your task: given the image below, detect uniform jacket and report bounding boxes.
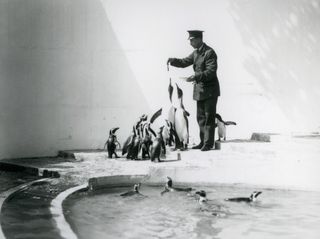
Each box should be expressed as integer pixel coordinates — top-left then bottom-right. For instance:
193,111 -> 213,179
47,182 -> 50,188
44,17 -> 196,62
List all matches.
170,43 -> 220,101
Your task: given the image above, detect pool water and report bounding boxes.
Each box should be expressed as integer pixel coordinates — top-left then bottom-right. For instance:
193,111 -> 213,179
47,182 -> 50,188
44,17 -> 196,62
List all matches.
64,185 -> 320,239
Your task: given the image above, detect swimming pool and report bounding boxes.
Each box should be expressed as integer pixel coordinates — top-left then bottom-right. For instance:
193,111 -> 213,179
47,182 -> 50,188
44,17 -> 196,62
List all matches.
63,184 -> 320,239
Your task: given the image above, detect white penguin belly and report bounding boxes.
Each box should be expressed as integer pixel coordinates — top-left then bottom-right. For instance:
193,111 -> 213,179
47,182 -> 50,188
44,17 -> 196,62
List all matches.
175,109 -> 188,143
166,105 -> 176,125
217,121 -> 226,139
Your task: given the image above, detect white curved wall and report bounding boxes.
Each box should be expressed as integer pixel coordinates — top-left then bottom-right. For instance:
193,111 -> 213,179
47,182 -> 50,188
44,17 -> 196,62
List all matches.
0,0 -> 150,158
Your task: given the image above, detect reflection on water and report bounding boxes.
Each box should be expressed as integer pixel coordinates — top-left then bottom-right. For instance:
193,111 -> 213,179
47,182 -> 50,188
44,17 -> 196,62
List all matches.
64,185 -> 320,239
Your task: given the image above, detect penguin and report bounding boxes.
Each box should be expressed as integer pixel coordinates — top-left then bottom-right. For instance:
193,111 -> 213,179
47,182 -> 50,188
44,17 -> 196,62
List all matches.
120,183 -> 145,197
195,190 -> 229,217
215,114 -> 236,141
140,109 -> 162,159
195,190 -> 208,204
122,126 -> 136,159
225,191 -> 262,203
162,120 -> 175,146
174,83 -> 190,150
122,114 -> 149,160
104,127 -> 120,158
160,176 -> 192,195
149,108 -> 163,125
167,78 -> 176,125
140,125 -> 153,159
162,120 -> 170,145
130,133 -> 141,160
150,126 -> 165,162
164,78 -> 180,148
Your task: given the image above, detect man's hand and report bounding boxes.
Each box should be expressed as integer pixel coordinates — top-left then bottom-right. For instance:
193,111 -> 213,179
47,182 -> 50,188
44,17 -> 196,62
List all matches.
167,58 -> 174,65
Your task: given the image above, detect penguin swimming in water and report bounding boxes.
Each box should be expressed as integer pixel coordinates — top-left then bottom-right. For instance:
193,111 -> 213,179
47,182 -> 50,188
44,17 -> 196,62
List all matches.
195,190 -> 208,204
160,177 -> 192,195
195,190 -> 229,217
215,114 -> 237,141
104,127 -> 121,158
174,84 -> 190,150
120,183 -> 145,197
225,191 -> 262,203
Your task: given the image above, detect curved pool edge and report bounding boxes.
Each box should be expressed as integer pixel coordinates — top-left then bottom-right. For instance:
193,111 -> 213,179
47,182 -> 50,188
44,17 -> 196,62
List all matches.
0,178 -> 51,239
50,184 -> 88,239
50,174 -> 148,239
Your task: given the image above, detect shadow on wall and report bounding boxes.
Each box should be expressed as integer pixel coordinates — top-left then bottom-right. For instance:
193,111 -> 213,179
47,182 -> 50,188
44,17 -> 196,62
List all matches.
0,0 -> 149,158
228,0 -> 320,131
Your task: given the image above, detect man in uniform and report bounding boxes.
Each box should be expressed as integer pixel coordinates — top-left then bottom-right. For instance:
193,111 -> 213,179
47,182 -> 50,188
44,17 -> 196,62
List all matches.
167,30 -> 220,151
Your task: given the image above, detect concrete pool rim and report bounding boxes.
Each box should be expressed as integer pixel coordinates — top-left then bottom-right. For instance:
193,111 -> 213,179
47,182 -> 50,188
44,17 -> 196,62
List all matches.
50,175 -> 148,239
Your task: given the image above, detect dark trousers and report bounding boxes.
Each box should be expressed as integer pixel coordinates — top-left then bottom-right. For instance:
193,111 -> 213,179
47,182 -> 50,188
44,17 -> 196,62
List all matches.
196,96 -> 218,147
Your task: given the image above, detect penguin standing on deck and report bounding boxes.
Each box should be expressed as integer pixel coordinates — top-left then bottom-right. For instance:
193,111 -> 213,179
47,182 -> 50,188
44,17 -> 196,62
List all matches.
225,191 -> 262,203
150,126 -> 165,162
167,78 -> 176,125
163,78 -> 179,148
122,114 -> 148,160
104,127 -> 120,158
215,114 -> 236,141
140,109 -> 162,159
174,84 -> 190,150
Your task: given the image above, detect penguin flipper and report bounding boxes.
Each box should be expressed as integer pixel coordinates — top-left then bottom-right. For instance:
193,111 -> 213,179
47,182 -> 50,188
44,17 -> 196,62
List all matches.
183,110 -> 190,117
168,78 -> 173,102
103,141 -> 108,150
183,113 -> 189,143
150,108 -> 162,124
148,127 -> 157,137
215,114 -> 224,123
225,121 -> 236,126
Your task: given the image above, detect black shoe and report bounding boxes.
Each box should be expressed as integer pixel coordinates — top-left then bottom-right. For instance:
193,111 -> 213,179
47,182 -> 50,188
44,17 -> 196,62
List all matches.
192,143 -> 203,150
201,145 -> 212,151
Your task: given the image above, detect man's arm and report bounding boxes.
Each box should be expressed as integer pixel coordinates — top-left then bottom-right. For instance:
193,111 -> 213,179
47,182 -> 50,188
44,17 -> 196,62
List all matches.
168,52 -> 194,68
194,49 -> 217,82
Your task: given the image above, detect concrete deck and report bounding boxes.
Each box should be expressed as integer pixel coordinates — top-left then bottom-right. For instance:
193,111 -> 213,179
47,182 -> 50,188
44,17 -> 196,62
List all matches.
1,134 -> 319,191
1,134 -> 320,238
